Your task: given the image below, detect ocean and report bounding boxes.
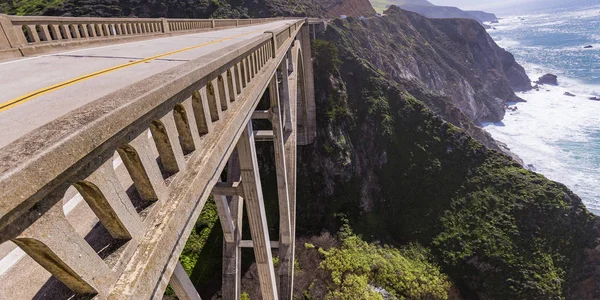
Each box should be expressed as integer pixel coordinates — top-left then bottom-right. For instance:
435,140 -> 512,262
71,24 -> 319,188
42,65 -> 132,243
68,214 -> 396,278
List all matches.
483,0 -> 600,214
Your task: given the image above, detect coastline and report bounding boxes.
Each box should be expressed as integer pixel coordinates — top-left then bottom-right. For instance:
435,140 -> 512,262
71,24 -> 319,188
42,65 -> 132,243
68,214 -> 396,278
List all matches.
483,11 -> 600,214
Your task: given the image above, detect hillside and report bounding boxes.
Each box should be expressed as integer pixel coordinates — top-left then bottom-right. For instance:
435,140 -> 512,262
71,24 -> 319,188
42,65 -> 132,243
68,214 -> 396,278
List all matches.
339,7 -> 529,125
466,10 -> 498,22
370,0 -> 433,13
399,4 -> 498,24
3,0 -> 600,299
288,10 -> 600,299
0,0 -> 375,18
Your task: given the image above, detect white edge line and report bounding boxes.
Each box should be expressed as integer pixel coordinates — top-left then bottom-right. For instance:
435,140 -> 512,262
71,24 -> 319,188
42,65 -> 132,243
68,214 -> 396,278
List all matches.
0,248 -> 26,276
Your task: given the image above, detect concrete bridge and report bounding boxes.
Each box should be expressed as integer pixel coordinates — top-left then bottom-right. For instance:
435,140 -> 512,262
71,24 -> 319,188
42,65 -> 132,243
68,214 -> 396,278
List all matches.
0,14 -> 321,299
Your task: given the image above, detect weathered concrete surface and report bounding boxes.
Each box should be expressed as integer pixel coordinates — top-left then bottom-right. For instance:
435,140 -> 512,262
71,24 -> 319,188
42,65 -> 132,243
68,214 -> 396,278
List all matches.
0,19 -> 307,299
0,14 -> 277,59
0,20 -> 293,149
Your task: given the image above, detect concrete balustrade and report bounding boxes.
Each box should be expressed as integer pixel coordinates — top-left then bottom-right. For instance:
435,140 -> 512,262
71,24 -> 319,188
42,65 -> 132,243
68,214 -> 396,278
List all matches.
0,19 -> 312,299
0,14 -> 286,60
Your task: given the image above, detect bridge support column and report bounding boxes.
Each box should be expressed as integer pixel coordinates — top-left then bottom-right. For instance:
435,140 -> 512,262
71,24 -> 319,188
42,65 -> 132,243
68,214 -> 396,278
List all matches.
0,14 -> 23,57
297,24 -> 316,145
161,18 -> 170,33
169,262 -> 202,300
268,72 -> 294,300
237,122 -> 278,300
280,52 -> 293,132
219,152 -> 243,300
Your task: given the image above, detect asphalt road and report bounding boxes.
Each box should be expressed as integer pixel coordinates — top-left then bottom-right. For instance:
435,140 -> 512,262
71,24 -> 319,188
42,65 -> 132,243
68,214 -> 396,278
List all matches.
0,20 -> 293,149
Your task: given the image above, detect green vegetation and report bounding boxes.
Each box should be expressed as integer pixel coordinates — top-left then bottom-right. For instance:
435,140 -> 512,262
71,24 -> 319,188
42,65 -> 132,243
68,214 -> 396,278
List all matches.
0,0 -> 330,18
0,0 -> 65,15
317,222 -> 451,299
369,0 -> 433,13
297,15 -> 599,299
313,40 -> 341,74
179,199 -> 219,275
4,0 -> 598,297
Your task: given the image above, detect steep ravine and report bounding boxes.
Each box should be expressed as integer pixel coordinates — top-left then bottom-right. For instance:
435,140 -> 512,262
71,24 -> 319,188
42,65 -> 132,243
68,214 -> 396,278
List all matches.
14,0 -> 599,297
288,13 -> 600,300
168,6 -> 600,300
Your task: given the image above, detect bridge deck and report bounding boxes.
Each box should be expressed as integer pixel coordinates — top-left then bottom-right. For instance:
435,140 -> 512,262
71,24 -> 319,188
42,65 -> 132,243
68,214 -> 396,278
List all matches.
0,19 -> 302,299
0,20 -> 294,148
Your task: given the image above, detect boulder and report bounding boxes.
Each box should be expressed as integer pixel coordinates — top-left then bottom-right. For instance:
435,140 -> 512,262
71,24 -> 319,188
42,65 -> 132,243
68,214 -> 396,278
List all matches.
538,73 -> 558,85
564,91 -> 576,97
589,97 -> 600,101
584,45 -> 593,49
491,20 -> 499,24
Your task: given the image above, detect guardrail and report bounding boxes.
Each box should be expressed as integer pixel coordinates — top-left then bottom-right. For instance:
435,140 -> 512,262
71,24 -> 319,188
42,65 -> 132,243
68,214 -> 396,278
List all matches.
0,18 -> 306,298
0,14 -> 280,59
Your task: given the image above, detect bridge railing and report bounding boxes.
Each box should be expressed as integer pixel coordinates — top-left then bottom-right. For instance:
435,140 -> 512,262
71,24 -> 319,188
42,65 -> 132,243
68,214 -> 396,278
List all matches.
0,18 -> 306,298
0,14 -> 286,59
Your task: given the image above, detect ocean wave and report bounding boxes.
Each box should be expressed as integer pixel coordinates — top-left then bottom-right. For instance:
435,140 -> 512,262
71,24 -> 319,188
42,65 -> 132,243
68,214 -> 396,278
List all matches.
562,6 -> 600,19
484,70 -> 600,212
485,1 -> 600,214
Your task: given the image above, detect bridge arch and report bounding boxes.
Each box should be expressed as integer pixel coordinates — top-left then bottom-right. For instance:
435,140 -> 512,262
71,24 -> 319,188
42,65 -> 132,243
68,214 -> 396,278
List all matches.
0,19 -> 316,300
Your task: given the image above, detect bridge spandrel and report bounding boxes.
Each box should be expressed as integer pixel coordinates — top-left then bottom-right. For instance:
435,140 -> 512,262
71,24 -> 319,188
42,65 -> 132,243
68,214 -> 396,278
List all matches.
0,17 -> 316,299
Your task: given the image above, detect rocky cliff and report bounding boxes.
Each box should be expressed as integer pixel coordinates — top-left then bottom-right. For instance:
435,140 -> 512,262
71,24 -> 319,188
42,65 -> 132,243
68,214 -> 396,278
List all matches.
291,13 -> 600,299
466,10 -> 498,22
400,4 -> 498,25
337,6 -> 530,127
370,0 -> 434,13
326,0 -> 377,18
4,0 -> 599,298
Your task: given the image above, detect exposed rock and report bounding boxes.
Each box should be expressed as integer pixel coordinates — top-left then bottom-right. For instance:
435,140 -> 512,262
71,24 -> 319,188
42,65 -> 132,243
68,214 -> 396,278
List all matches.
491,20 -> 499,24
398,4 -> 497,27
584,45 -> 593,49
300,20 -> 600,298
466,10 -> 498,22
589,97 -> 600,101
325,0 -> 377,18
564,91 -> 576,97
538,73 -> 559,85
339,7 -> 530,125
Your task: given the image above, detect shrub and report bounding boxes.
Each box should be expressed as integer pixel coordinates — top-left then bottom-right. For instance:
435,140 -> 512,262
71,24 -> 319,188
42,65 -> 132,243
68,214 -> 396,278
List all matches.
319,224 -> 451,299
312,39 -> 341,74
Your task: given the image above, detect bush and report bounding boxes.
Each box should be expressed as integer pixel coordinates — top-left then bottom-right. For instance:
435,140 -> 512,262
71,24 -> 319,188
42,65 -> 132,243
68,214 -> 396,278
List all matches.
312,39 -> 341,74
319,224 -> 451,299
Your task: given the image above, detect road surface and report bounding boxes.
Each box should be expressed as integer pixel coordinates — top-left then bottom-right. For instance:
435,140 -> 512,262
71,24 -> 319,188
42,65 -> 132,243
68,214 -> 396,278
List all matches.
0,20 -> 293,148
0,19 -> 295,299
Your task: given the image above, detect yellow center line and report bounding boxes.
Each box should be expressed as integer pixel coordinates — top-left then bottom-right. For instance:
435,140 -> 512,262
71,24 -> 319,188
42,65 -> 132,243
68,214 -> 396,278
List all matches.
0,27 -> 266,113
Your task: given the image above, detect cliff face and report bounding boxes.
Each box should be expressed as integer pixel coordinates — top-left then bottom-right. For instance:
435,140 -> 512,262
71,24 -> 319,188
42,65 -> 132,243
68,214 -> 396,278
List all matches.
294,15 -> 600,298
466,10 -> 498,22
370,0 -> 434,13
343,7 -> 530,124
400,4 -> 498,24
325,0 -> 377,17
